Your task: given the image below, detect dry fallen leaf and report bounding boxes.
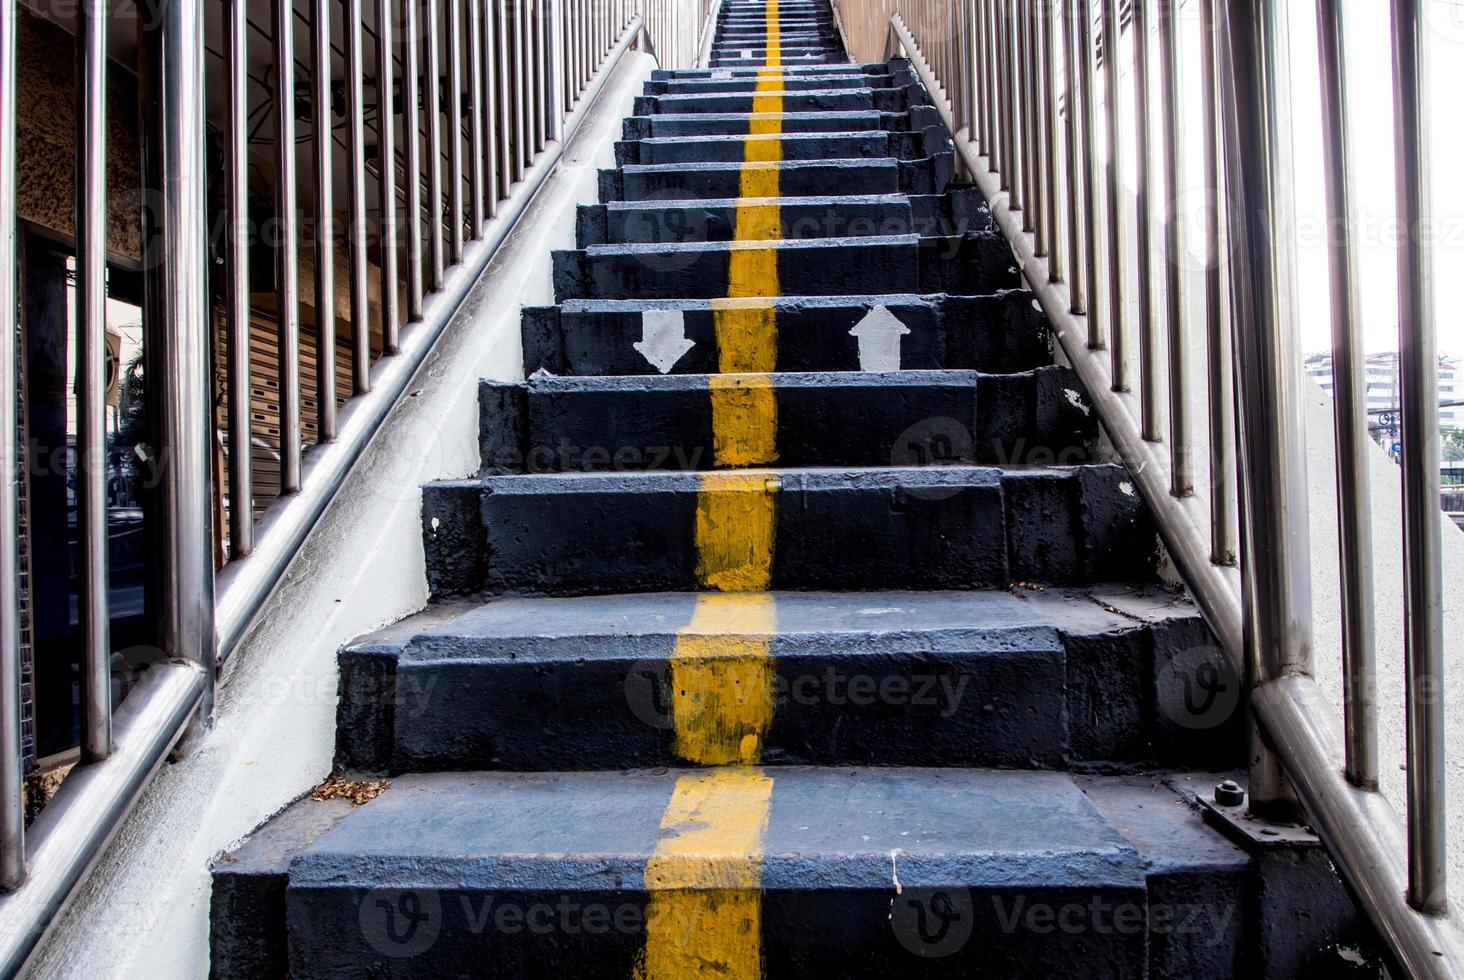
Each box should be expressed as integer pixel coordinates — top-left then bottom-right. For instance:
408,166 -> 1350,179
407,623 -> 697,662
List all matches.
311,774 -> 390,806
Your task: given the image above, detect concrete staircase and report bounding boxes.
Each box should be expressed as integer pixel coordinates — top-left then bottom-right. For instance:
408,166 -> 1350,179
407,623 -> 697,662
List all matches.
209,2 -> 1380,976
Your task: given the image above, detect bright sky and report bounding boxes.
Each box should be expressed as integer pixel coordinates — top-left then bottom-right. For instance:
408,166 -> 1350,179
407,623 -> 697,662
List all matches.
1287,0 -> 1464,358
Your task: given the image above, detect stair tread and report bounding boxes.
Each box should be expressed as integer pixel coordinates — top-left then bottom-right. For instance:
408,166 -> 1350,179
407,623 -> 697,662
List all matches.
552,290 -> 1029,312
601,192 -> 908,209
431,462 -> 1124,491
620,157 -> 898,173
231,767 -> 1151,891
347,585 -> 1199,663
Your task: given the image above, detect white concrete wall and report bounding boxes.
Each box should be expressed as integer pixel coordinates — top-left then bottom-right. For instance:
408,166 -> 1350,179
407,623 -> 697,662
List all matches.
23,50 -> 657,980
1303,380 -> 1464,912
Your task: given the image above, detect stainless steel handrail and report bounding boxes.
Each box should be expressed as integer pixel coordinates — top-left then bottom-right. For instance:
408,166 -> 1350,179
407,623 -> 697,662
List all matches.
834,0 -> 1463,975
0,0 -> 721,973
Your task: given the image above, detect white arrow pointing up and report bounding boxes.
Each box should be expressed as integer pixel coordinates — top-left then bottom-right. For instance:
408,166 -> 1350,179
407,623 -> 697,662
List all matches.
849,305 -> 911,373
635,310 -> 696,374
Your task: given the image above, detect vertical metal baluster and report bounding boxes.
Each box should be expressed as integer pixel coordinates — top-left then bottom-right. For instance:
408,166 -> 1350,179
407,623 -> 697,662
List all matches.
148,0 -> 217,727
378,0 -> 402,351
273,0 -> 302,490
1159,0 -> 1188,491
496,0 -> 514,194
1200,0 -> 1233,562
1063,0 -> 1085,311
1002,1 -> 1020,203
963,0 -> 976,141
447,0 -> 464,262
532,0 -> 544,150
404,0 -> 426,320
532,0 -> 547,151
346,0 -> 372,392
544,0 -> 561,144
1391,0 -> 1446,915
1316,0 -> 1374,790
979,0 -> 993,161
468,0 -> 487,235
75,0 -> 111,762
226,0 -> 253,557
1020,2 -> 1038,237
1219,0 -> 1311,822
312,0 -> 337,438
0,0 -> 21,894
1042,1 -> 1061,281
1102,0 -> 1126,389
514,0 -> 528,179
484,0 -> 500,217
1078,0 -> 1101,344
425,0 -> 446,289
1133,0 -> 1158,436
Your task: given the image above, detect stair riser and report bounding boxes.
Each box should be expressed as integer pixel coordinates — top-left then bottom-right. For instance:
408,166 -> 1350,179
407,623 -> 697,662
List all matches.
282,884 -> 1147,978
420,466 -> 1156,598
522,294 -> 1052,377
579,186 -> 988,246
645,75 -> 893,95
649,63 -> 890,81
603,161 -> 911,202
616,131 -> 900,165
381,645 -> 1069,771
581,200 -> 918,245
625,112 -> 888,138
634,90 -> 909,116
481,369 -> 1093,473
552,234 -> 1016,302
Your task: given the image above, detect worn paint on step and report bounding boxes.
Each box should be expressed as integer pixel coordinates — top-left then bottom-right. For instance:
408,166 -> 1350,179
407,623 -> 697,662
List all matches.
638,768 -> 775,979
670,593 -> 778,765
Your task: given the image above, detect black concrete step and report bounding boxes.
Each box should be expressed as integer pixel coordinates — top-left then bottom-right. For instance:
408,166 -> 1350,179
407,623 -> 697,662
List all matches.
602,158 -> 938,202
420,464 -> 1157,598
576,186 -> 988,246
625,109 -> 891,138
633,87 -> 913,116
645,74 -> 888,98
521,293 -> 1052,377
551,233 -> 1017,302
212,768 -> 1262,979
478,367 -> 1094,474
616,130 -> 894,165
333,587 -> 1233,774
650,62 -> 891,82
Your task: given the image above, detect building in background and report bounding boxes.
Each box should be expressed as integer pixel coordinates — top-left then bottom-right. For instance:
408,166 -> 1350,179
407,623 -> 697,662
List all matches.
1305,352 -> 1464,457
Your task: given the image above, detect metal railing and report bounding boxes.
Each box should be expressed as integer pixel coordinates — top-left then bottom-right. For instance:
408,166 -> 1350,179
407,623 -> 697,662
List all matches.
0,0 -> 716,971
830,0 -> 1461,974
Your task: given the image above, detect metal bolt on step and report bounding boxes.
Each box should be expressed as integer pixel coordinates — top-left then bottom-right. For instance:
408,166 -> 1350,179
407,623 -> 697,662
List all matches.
1215,779 -> 1246,807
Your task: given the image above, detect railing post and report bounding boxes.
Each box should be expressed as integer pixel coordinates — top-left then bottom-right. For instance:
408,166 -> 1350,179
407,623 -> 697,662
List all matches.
1390,0 -> 1447,916
1215,0 -> 1312,820
0,0 -> 26,893
139,0 -> 217,730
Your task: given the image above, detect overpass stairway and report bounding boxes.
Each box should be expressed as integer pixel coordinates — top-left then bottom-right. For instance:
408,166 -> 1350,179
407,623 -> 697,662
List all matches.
208,2 -> 1377,977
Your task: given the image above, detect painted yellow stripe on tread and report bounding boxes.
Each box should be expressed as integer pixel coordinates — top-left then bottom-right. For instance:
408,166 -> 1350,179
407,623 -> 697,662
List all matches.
695,472 -> 776,592
637,769 -> 775,979
644,6 -> 786,975
670,593 -> 777,765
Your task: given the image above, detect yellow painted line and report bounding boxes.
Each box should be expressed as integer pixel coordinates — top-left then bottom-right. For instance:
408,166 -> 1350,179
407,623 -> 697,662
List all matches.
642,6 -> 786,975
670,593 -> 777,765
694,472 -> 776,593
637,769 -> 775,979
